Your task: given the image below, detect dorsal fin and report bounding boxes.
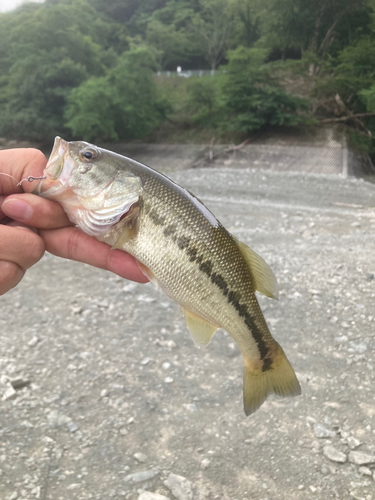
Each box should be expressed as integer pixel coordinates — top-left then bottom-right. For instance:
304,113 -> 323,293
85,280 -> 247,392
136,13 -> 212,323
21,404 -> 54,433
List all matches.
236,240 -> 279,300
182,308 -> 219,348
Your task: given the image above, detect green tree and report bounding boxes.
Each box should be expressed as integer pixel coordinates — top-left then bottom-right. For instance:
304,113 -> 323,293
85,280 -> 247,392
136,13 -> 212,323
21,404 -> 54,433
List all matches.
0,0 -> 114,141
65,47 -> 170,141
191,0 -> 234,69
219,46 -> 307,132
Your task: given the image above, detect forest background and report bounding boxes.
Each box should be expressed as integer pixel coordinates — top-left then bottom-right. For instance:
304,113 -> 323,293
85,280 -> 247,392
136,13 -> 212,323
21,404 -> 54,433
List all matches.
0,0 -> 374,159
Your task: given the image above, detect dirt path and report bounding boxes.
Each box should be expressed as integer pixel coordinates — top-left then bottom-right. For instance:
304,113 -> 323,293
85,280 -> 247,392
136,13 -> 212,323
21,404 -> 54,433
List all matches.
1,166 -> 375,500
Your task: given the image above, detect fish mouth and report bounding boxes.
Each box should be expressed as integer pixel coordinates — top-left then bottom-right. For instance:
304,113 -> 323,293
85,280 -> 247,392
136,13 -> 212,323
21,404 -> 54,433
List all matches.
34,136 -> 74,198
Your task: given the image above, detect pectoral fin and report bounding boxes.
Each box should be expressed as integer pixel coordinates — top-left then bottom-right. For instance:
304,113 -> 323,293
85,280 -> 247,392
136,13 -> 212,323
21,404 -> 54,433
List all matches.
111,204 -> 140,249
236,240 -> 279,300
182,309 -> 218,348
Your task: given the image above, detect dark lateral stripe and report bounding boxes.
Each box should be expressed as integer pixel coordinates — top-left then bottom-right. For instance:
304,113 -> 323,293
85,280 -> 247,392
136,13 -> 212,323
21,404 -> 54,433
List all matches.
175,239 -> 270,366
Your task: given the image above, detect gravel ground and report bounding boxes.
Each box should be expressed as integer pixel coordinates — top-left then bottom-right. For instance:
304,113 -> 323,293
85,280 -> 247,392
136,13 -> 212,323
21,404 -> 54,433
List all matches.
1,165 -> 375,500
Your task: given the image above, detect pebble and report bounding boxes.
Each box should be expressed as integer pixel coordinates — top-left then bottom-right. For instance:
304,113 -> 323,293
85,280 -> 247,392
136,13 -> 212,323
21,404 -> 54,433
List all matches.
66,483 -> 81,490
47,410 -> 71,427
347,437 -> 361,449
348,451 -> 375,465
8,492 -> 18,500
141,358 -> 152,366
9,377 -> 30,390
27,336 -> 39,347
134,452 -> 147,463
201,458 -> 210,469
2,384 -> 17,401
138,493 -> 170,500
313,423 -> 335,438
124,468 -> 159,483
358,467 -> 372,476
164,473 -> 193,500
323,445 -> 346,463
164,377 -> 174,384
66,421 -> 78,433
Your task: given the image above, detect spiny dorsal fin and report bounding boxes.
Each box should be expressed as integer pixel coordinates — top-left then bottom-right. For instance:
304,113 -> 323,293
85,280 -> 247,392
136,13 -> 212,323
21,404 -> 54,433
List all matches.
182,308 -> 219,348
236,240 -> 279,300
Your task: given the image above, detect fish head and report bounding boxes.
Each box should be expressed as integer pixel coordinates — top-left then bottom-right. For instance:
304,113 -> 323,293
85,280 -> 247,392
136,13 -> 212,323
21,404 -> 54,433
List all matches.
36,137 -> 142,237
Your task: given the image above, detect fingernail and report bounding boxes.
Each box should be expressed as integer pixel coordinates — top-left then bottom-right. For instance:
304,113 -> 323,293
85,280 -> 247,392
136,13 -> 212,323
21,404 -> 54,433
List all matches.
2,199 -> 33,221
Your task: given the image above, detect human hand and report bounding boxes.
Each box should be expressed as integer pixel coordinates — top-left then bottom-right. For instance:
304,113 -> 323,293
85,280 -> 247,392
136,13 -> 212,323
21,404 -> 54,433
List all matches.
0,148 -> 148,295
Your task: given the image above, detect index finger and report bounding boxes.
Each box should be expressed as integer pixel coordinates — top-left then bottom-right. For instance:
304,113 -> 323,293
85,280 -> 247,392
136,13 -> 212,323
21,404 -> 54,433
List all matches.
0,149 -> 47,195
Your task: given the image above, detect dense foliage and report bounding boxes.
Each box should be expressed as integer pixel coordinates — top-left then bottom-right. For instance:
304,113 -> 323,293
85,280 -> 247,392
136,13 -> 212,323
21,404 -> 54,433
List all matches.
0,0 -> 374,153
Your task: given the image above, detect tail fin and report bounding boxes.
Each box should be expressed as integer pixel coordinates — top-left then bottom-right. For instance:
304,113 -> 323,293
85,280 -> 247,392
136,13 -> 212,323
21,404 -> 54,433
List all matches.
243,343 -> 301,416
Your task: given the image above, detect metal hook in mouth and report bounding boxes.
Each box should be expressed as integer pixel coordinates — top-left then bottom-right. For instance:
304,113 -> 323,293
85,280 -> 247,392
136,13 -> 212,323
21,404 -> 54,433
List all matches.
17,175 -> 47,187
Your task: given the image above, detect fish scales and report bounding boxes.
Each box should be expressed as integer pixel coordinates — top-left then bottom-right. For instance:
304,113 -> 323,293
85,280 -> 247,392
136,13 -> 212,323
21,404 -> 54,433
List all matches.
107,169 -> 271,361
36,137 -> 301,415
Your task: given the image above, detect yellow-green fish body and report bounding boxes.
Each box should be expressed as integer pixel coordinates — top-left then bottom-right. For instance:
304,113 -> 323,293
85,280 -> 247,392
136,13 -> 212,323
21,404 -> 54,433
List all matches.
36,137 -> 301,415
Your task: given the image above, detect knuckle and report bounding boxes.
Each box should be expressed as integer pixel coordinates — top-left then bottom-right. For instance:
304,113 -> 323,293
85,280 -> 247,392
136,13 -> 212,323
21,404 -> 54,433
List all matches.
0,261 -> 23,295
67,228 -> 81,260
28,235 -> 45,264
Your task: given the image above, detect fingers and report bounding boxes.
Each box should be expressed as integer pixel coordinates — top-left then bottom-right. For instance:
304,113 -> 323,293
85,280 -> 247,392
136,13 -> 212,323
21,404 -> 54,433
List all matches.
0,225 -> 45,270
0,148 -> 47,195
2,193 -> 71,229
40,226 -> 149,283
0,195 -> 6,219
0,261 -> 24,296
0,225 -> 45,296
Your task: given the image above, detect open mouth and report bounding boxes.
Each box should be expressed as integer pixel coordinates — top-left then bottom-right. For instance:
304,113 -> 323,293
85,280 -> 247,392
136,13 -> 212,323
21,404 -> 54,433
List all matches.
34,137 -> 74,198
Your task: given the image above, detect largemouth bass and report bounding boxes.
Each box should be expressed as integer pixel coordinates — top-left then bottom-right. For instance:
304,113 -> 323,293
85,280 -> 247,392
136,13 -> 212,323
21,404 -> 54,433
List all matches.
36,137 -> 301,415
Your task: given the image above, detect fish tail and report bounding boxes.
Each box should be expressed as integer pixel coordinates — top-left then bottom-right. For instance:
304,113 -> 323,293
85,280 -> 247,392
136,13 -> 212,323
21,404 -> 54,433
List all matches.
242,342 -> 301,416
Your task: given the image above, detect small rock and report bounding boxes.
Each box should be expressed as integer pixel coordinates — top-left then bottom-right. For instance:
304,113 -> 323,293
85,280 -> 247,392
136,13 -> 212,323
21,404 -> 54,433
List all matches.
313,423 -> 335,439
2,384 -> 17,401
348,451 -> 375,465
358,466 -> 372,476
347,436 -> 361,449
323,445 -> 346,463
100,389 -> 109,398
31,486 -> 40,497
9,492 -> 18,500
348,342 -> 367,353
47,410 -> 71,427
134,452 -> 147,463
141,358 -> 152,366
124,468 -> 159,483
164,473 -> 193,500
162,362 -> 171,370
138,493 -> 170,500
201,459 -> 210,469
27,336 -> 39,347
9,378 -> 31,390
164,377 -> 174,384
66,421 -> 78,433
66,483 -> 81,490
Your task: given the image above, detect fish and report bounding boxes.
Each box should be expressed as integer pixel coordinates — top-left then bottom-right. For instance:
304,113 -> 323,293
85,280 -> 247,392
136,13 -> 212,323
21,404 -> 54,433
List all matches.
35,136 -> 301,415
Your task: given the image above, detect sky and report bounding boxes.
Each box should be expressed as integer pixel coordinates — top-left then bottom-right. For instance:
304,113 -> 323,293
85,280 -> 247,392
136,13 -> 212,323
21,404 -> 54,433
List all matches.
0,0 -> 44,12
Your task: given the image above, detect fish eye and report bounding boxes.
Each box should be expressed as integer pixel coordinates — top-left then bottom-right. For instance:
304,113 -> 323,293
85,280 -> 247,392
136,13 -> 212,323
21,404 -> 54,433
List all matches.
80,148 -> 98,161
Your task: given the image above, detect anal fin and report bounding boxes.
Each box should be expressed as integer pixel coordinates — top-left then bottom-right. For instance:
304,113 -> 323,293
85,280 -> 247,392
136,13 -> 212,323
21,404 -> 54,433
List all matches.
182,308 -> 219,348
